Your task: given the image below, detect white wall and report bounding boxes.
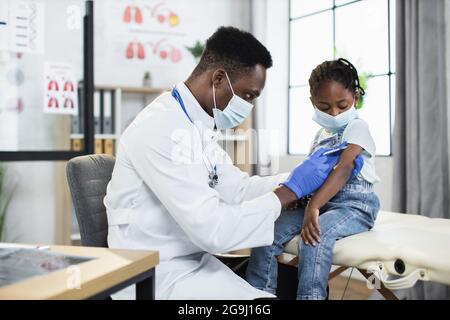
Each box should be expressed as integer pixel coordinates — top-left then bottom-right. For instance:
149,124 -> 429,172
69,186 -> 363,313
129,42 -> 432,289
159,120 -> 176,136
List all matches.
252,0 -> 289,177
3,162 -> 56,243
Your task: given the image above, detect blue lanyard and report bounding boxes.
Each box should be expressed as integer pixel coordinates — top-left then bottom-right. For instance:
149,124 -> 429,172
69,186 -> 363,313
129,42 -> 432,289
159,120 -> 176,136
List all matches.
171,86 -> 218,188
171,87 -> 194,124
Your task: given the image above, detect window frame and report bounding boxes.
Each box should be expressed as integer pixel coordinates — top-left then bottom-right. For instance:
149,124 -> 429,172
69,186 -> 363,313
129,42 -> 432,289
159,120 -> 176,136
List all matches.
287,0 -> 395,156
0,0 -> 95,161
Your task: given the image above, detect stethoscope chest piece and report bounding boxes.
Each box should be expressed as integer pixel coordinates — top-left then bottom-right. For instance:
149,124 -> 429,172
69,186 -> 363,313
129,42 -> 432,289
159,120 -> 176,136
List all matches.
208,167 -> 218,188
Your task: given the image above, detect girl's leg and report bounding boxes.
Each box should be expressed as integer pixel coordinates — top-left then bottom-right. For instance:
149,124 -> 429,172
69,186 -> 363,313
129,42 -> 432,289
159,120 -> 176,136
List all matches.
297,207 -> 375,300
246,208 -> 304,294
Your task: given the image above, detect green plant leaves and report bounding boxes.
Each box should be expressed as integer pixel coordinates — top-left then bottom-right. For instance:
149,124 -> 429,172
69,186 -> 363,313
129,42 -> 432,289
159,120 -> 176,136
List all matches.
356,72 -> 373,109
185,40 -> 205,59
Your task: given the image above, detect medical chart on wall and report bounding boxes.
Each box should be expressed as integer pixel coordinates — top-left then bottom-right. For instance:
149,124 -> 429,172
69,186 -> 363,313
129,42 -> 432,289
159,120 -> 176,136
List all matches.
101,0 -> 185,66
94,0 -> 249,87
8,0 -> 45,54
43,62 -> 79,115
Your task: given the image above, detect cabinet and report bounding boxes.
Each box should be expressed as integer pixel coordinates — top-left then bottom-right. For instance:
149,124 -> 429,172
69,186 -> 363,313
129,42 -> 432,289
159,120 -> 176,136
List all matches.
70,85 -> 168,156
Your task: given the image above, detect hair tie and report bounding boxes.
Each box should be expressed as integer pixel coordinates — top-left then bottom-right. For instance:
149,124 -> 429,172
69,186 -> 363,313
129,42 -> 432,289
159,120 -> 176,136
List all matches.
338,58 -> 364,96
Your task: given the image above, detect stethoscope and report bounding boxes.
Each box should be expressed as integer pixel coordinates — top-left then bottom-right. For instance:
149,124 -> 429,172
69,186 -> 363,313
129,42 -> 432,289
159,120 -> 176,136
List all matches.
171,87 -> 219,188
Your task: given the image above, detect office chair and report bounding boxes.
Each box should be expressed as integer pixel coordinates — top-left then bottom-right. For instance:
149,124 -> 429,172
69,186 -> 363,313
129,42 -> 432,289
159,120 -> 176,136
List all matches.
66,154 -> 115,247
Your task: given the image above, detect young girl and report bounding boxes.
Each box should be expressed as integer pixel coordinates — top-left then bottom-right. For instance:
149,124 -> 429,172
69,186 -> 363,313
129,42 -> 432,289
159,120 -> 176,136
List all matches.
246,58 -> 380,300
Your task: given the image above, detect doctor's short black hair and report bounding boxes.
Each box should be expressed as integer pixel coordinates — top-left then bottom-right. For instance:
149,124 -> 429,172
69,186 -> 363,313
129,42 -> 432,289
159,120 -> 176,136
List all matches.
192,26 -> 273,80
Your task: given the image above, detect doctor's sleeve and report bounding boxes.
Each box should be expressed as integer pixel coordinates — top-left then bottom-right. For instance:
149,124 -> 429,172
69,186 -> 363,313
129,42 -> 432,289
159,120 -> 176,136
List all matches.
122,133 -> 282,254
215,163 -> 289,204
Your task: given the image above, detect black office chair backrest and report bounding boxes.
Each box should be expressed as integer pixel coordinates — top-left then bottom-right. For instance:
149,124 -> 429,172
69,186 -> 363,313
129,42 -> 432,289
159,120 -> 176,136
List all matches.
66,154 -> 115,247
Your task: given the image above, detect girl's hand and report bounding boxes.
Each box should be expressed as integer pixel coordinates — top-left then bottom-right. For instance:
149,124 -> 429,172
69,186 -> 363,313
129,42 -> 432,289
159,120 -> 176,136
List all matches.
301,206 -> 321,246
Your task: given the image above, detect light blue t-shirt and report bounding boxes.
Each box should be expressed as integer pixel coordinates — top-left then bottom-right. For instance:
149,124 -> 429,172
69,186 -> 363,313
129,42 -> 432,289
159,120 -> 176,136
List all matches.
310,118 -> 380,184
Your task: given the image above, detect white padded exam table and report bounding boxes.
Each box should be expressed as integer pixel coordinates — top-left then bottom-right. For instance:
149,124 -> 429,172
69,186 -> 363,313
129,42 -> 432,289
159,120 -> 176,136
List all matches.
282,211 -> 450,299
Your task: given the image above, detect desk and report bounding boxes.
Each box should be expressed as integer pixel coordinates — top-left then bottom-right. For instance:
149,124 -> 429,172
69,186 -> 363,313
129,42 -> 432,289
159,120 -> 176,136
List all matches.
0,244 -> 159,300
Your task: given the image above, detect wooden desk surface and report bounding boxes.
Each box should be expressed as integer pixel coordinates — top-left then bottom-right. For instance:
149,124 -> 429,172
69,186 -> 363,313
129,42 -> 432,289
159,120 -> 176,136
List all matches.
0,245 -> 159,300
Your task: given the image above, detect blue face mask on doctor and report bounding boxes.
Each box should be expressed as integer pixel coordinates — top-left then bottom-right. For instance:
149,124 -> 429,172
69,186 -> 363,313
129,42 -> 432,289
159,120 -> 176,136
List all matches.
312,99 -> 358,132
212,72 -> 254,129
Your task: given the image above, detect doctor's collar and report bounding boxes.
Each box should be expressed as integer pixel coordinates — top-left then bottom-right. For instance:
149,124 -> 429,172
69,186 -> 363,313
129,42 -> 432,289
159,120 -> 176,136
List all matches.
175,82 -> 215,130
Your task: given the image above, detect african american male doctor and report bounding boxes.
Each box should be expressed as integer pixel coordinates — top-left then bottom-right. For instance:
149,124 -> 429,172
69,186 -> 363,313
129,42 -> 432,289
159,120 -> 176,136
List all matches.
104,27 -> 363,299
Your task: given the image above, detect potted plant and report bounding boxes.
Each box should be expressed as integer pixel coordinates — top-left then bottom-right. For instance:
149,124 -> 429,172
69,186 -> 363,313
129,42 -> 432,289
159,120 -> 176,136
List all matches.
143,71 -> 152,87
185,40 -> 205,62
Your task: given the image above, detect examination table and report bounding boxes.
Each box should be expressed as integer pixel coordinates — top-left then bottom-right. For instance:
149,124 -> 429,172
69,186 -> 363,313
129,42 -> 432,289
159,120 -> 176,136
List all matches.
280,210 -> 450,299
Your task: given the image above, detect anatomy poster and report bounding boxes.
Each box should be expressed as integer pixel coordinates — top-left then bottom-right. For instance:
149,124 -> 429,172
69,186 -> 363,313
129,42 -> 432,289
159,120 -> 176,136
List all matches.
9,0 -> 45,54
102,0 -> 186,66
43,62 -> 78,115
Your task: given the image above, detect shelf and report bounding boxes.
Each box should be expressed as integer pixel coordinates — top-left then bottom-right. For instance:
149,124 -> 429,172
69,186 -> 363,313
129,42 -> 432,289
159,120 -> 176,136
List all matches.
69,134 -> 83,139
71,134 -> 245,141
95,85 -> 169,94
70,133 -> 118,139
94,133 -> 118,139
218,134 -> 248,142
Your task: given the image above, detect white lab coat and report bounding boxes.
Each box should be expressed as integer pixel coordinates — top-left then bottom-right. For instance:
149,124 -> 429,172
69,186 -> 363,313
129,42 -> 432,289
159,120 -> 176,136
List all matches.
104,82 -> 289,299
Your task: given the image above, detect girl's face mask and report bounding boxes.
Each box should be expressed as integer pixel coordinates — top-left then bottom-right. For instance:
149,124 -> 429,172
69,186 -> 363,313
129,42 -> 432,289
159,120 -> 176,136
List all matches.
312,99 -> 358,132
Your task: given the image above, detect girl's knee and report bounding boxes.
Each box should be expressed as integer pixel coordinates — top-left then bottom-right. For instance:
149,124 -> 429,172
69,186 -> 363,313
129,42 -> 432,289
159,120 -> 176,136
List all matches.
298,235 -> 335,256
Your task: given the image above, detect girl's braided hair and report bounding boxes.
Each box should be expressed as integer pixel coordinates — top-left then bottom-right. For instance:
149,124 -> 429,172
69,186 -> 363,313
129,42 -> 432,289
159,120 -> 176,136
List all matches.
308,58 -> 365,98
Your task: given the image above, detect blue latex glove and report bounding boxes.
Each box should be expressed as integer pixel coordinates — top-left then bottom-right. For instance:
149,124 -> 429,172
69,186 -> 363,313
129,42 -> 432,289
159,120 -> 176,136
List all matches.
321,142 -> 364,179
281,142 -> 364,199
281,148 -> 332,199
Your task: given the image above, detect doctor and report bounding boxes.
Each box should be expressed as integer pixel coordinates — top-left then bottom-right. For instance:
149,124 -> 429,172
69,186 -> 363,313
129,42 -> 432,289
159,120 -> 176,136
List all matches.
104,26 -> 362,299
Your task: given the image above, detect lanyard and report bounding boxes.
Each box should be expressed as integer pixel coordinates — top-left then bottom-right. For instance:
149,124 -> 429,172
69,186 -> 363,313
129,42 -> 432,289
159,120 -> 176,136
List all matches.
171,87 -> 218,188
171,87 -> 194,123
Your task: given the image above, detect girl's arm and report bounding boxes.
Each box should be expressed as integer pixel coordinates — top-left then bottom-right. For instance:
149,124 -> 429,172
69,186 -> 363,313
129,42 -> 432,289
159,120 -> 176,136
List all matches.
301,143 -> 363,246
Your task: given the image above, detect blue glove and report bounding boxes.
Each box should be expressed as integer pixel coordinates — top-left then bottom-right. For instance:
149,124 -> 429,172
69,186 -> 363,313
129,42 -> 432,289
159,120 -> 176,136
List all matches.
322,142 -> 364,178
281,148 -> 332,199
281,142 -> 365,199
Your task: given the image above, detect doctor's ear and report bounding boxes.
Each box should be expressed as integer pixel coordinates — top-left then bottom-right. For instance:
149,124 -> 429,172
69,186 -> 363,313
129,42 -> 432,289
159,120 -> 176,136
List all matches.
211,69 -> 227,87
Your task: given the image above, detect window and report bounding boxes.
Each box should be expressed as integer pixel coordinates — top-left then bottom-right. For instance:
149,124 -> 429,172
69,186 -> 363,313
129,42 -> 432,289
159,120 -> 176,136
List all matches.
288,0 -> 395,155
